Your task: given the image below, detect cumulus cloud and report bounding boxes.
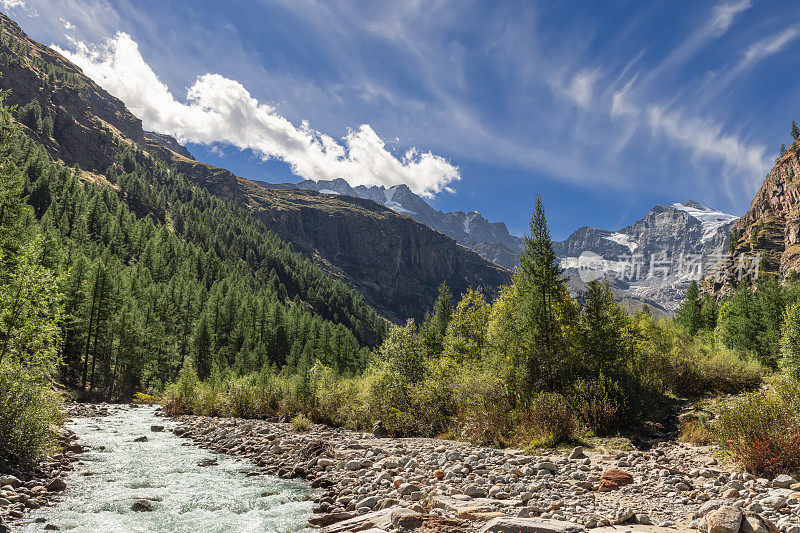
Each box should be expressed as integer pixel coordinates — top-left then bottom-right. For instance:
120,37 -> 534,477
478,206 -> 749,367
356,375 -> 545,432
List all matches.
1,0 -> 26,10
1,0 -> 36,17
53,32 -> 460,197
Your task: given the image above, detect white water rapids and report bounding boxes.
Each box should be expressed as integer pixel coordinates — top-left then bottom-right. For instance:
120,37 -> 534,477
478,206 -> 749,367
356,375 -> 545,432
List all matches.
20,405 -> 312,532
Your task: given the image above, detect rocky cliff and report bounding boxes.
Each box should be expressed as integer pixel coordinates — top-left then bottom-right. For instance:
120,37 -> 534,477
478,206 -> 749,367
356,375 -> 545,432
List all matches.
704,143 -> 800,296
263,178 -> 524,269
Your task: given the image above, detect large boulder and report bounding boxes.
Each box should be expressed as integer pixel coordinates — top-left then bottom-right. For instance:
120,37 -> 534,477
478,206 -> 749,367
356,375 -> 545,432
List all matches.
131,499 -> 154,512
479,517 -> 586,533
598,468 -> 634,492
46,478 -> 66,492
0,476 -> 21,488
706,506 -> 742,533
321,507 -> 419,533
740,512 -> 779,533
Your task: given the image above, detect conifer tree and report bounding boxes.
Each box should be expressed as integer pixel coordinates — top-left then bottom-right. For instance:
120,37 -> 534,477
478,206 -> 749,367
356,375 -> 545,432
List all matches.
791,121 -> 799,142
780,301 -> 800,380
677,281 -> 703,335
516,194 -> 570,393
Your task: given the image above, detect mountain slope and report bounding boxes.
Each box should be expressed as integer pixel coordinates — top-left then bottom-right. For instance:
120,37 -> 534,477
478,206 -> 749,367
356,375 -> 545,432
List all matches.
157,158 -> 511,322
0,12 -> 509,324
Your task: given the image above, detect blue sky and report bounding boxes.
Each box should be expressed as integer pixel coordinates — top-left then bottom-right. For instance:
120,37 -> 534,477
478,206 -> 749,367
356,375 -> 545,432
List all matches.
5,0 -> 800,239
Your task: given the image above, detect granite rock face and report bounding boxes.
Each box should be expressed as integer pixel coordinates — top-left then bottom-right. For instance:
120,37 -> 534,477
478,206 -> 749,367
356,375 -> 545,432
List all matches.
705,144 -> 800,297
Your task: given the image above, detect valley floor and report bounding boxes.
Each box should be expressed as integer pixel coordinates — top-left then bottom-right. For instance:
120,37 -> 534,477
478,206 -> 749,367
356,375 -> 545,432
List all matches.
171,413 -> 800,533
5,405 -> 800,533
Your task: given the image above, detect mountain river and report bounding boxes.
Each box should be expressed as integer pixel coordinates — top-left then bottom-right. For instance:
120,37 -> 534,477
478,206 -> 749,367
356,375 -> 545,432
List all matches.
20,405 -> 312,532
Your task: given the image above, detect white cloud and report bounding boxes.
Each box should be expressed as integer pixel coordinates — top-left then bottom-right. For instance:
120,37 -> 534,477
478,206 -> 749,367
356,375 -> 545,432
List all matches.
57,17 -> 74,31
1,0 -> 36,17
739,25 -> 800,69
53,32 -> 460,197
710,0 -> 752,34
646,106 -> 769,191
564,70 -> 600,110
1,0 -> 26,10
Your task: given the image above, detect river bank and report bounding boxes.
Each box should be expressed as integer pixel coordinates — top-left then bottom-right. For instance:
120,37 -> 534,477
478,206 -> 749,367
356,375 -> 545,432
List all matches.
171,413 -> 800,533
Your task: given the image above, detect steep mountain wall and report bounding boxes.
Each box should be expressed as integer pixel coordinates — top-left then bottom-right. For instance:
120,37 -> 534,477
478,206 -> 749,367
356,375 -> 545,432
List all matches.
705,144 -> 800,296
0,14 -> 143,171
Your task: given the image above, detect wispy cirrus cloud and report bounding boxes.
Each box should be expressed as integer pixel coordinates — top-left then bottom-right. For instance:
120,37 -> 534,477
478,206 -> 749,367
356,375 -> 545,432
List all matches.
53,32 -> 460,196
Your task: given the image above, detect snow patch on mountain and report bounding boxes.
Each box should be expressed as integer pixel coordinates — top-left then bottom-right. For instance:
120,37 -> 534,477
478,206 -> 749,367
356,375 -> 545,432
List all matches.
603,232 -> 638,252
382,186 -> 415,215
670,201 -> 738,243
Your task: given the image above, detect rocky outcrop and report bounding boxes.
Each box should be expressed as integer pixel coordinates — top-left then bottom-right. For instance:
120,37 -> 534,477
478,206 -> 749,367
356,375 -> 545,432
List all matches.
251,190 -> 510,322
143,131 -> 195,160
262,178 -> 525,270
0,13 -> 143,172
705,145 -> 800,297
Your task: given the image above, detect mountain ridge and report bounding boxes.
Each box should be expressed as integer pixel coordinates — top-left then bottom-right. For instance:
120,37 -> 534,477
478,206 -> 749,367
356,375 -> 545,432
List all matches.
261,177 -> 737,312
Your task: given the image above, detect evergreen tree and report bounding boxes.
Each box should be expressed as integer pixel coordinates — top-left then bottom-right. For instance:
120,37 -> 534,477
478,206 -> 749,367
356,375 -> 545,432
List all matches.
791,121 -> 799,142
516,194 -> 570,394
420,282 -> 452,357
677,281 -> 703,335
193,313 -> 213,380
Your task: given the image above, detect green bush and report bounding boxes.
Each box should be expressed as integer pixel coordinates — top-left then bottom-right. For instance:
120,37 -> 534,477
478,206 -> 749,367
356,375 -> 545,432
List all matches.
519,392 -> 578,448
781,302 -> 800,379
0,365 -> 63,465
714,378 -> 800,478
290,414 -> 312,432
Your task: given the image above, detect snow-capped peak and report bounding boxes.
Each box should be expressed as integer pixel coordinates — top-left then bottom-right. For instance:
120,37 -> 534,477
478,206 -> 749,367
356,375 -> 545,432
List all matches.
382,187 -> 415,215
670,201 -> 737,242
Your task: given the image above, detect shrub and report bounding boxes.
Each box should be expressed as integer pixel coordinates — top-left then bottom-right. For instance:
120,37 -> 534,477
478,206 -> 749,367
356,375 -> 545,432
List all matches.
679,410 -> 713,445
162,364 -> 200,415
452,371 -> 512,446
714,379 -> 800,477
0,366 -> 63,466
519,392 -> 578,448
223,377 -> 267,418
133,392 -> 155,404
290,414 -> 312,432
780,302 -> 800,380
